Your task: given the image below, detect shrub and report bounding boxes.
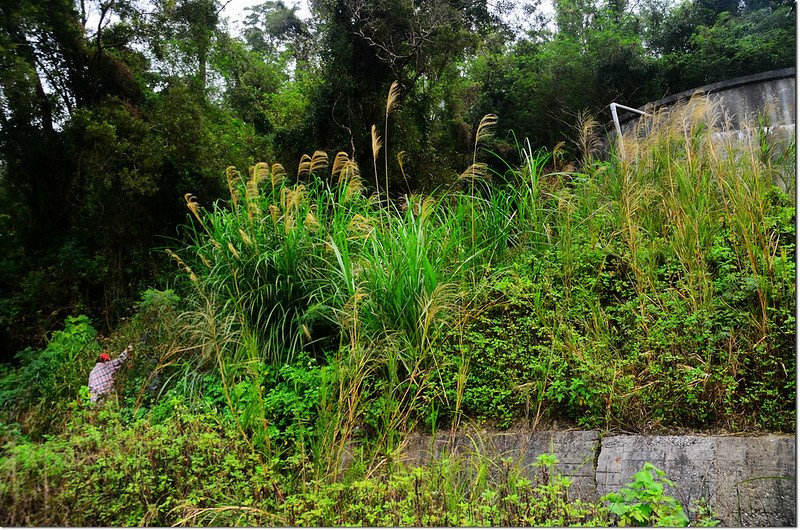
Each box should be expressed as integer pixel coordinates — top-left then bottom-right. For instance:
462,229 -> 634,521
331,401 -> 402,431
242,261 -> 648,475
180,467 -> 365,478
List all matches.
602,462 -> 690,526
0,403 -> 280,526
0,315 -> 100,437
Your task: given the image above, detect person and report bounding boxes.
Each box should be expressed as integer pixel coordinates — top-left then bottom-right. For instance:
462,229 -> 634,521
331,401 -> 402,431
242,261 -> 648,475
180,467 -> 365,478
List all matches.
88,343 -> 132,403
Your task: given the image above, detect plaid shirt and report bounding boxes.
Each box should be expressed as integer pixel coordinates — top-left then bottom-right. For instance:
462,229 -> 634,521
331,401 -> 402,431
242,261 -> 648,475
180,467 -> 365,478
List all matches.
88,348 -> 129,403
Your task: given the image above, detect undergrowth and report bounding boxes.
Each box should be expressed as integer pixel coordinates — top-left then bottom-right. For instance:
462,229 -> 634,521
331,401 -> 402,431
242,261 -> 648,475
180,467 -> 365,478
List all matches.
0,403 -> 717,526
425,97 -> 795,432
0,93 -> 793,526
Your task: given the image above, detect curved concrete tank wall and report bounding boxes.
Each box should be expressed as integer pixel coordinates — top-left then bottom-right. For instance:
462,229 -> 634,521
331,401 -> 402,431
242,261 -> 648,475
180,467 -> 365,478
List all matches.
610,68 -> 795,190
617,67 -> 796,133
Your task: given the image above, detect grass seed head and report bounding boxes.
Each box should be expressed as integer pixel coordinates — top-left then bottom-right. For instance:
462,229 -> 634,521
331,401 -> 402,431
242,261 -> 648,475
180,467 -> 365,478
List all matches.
253,162 -> 270,184
475,114 -> 498,146
340,160 -> 361,184
348,213 -> 373,238
332,151 -> 350,178
166,249 -> 198,283
238,228 -> 253,246
225,166 -> 242,208
310,150 -> 329,175
268,204 -> 281,224
227,242 -> 240,259
305,212 -> 320,231
371,125 -> 383,161
184,193 -> 202,223
459,162 -> 489,182
271,163 -> 286,188
297,154 -> 312,179
386,80 -> 401,117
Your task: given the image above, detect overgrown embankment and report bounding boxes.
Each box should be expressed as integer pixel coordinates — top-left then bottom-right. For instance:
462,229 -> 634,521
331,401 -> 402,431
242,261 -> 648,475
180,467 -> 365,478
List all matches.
0,98 -> 794,526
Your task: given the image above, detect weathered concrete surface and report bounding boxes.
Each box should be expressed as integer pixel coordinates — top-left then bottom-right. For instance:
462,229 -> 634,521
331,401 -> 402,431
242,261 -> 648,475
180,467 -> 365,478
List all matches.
711,436 -> 796,527
597,434 -> 796,527
596,435 -> 716,507
401,430 -> 796,527
617,67 -> 796,131
402,429 -> 599,500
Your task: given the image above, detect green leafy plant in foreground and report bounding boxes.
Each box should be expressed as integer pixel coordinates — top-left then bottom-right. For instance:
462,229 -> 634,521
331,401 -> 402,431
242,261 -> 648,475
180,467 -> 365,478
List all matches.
602,462 -> 689,527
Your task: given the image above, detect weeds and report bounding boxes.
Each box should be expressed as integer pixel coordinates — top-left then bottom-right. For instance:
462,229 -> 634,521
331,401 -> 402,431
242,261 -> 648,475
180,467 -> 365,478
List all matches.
0,91 -> 792,525
0,403 -> 718,527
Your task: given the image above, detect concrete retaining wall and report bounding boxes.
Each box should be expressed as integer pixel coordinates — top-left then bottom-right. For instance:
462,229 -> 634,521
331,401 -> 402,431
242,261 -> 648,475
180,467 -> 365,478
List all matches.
401,429 -> 796,527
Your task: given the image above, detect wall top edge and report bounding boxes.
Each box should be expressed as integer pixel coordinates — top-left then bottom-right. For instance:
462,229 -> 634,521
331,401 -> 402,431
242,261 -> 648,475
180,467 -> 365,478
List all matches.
616,67 -> 796,125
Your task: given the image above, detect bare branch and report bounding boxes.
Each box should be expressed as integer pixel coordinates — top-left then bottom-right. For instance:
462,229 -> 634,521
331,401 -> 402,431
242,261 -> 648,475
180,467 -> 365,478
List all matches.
346,0 -> 460,83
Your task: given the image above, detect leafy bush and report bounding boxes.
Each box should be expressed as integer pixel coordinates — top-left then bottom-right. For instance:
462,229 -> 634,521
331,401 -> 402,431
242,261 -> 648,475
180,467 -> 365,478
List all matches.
0,403 -> 279,526
602,462 -> 689,527
0,315 -> 100,437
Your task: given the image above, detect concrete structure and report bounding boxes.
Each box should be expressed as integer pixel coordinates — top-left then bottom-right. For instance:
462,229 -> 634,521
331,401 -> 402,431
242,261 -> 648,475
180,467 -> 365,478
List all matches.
606,68 -> 796,190
615,68 -> 796,134
401,429 -> 796,527
597,434 -> 796,527
403,429 -> 600,501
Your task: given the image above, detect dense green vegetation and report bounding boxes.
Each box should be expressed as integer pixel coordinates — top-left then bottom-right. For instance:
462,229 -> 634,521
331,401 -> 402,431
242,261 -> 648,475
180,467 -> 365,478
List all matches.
0,95 -> 794,524
0,0 -> 794,357
0,406 -> 717,525
0,0 -> 795,525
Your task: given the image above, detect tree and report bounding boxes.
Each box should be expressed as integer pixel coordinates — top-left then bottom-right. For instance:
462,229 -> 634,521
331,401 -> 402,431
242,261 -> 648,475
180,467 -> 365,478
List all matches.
307,0 -> 503,191
0,0 -> 274,360
147,0 -> 224,97
0,0 -> 137,357
471,5 -> 659,152
651,2 -> 796,92
242,0 -> 312,61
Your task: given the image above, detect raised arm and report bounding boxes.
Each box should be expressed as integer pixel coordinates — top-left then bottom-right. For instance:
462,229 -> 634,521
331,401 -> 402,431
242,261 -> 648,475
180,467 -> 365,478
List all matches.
109,343 -> 132,369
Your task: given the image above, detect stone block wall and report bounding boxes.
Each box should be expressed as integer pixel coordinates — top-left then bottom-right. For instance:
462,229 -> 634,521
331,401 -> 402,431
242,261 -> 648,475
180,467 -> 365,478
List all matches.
401,429 -> 796,526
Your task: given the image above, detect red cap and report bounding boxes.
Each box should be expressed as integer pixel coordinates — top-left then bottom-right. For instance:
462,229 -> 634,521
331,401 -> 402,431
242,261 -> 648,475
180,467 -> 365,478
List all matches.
99,353 -> 111,362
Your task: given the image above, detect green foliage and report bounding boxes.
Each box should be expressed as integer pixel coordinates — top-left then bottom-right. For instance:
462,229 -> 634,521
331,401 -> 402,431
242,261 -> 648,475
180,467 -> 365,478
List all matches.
422,100 -> 795,432
1,413 -> 721,528
261,356 -> 323,446
190,353 -> 325,465
0,0 -> 793,362
170,143 -> 516,464
0,403 -> 279,526
645,3 -> 796,92
427,269 -> 551,429
136,288 -> 181,322
280,456 -> 605,527
471,10 -> 661,152
0,315 -> 100,438
602,462 -> 690,527
0,3 -> 795,521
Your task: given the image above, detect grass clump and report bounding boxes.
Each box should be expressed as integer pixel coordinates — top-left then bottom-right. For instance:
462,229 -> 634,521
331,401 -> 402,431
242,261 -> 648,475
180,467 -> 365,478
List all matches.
438,97 -> 795,431
0,93 -> 791,526
166,120 -> 518,467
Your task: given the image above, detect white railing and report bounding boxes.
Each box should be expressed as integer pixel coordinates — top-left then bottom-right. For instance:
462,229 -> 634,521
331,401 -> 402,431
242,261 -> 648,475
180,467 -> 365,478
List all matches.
609,102 -> 651,158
